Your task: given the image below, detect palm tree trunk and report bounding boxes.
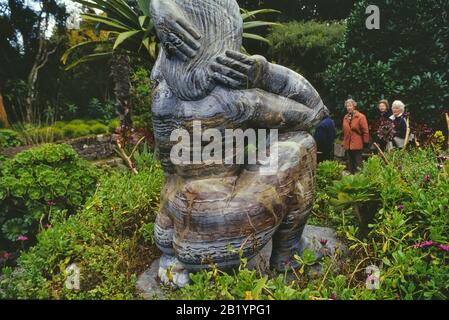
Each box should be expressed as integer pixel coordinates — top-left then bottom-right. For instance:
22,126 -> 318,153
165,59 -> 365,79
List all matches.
0,86 -> 10,128
111,52 -> 133,128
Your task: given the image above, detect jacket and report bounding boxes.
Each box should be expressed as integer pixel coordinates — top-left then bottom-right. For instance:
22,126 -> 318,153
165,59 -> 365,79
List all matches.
342,111 -> 370,151
314,116 -> 336,155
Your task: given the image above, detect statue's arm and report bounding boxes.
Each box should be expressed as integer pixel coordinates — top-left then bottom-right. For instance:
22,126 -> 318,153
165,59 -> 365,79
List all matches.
212,50 -> 326,112
236,89 -> 328,132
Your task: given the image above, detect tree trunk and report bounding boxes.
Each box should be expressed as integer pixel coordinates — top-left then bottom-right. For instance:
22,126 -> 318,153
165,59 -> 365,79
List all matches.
0,90 -> 10,128
111,52 -> 133,128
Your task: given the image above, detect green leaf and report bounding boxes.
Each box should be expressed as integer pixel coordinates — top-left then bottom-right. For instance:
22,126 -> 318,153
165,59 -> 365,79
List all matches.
137,0 -> 151,17
81,13 -> 131,32
243,33 -> 272,45
64,52 -> 113,71
243,21 -> 280,30
113,30 -> 141,50
241,9 -> 280,21
61,40 -> 108,64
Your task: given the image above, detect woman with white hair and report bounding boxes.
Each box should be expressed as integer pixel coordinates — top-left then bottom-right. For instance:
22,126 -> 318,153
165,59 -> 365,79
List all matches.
390,100 -> 407,148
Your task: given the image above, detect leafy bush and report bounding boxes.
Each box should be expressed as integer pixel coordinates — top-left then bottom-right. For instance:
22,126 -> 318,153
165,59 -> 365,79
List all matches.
316,161 -> 345,190
0,152 -> 164,299
0,144 -> 99,256
90,123 -> 109,134
325,0 -> 449,126
87,98 -> 116,123
268,21 -> 345,94
21,126 -> 64,145
0,129 -> 23,149
131,67 -> 152,130
108,118 -> 120,132
67,119 -> 86,126
62,124 -> 91,138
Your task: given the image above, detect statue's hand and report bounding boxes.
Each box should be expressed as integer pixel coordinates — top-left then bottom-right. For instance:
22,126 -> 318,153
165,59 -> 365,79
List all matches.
151,0 -> 201,61
211,50 -> 268,89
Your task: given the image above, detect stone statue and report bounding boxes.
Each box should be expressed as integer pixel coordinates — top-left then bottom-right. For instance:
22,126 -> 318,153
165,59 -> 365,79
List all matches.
149,0 -> 329,287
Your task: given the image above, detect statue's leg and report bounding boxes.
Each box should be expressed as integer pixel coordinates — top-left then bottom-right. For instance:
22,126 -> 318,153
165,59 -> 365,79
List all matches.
167,131 -> 316,274
269,132 -> 317,272
154,206 -> 175,256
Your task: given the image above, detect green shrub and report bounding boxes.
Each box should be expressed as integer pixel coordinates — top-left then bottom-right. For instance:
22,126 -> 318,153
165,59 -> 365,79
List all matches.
68,119 -> 86,126
0,129 -> 23,149
131,67 -> 153,130
108,118 -> 120,132
0,144 -> 99,256
62,124 -> 91,138
268,21 -> 345,94
90,123 -> 109,135
324,0 -> 449,126
87,98 -> 116,123
85,120 -> 102,126
21,126 -> 64,144
0,152 -> 164,299
316,161 -> 345,190
53,121 -> 67,129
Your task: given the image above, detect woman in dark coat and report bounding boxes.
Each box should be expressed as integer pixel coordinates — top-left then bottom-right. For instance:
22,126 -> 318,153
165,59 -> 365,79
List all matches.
390,100 -> 408,148
373,100 -> 393,151
314,115 -> 336,163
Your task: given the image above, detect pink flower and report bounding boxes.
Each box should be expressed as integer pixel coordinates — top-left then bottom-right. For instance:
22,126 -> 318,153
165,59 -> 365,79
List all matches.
438,244 -> 449,252
423,175 -> 431,184
44,224 -> 51,229
47,200 -> 56,206
330,292 -> 337,300
397,204 -> 405,210
2,252 -> 10,260
319,239 -> 328,246
17,235 -> 28,242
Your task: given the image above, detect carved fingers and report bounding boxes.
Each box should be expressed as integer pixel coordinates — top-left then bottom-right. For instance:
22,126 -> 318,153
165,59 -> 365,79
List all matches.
152,0 -> 202,61
213,50 -> 268,89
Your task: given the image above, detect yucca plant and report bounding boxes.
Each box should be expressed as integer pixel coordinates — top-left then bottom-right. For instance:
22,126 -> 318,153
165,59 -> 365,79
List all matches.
62,0 -> 279,129
62,0 -> 279,68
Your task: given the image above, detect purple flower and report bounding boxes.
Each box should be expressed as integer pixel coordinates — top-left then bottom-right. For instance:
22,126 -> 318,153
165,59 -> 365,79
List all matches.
330,292 -> 337,300
423,175 -> 431,184
413,240 -> 434,249
397,204 -> 405,210
2,252 -> 10,260
47,200 -> 56,206
44,224 -> 51,229
438,244 -> 449,252
319,239 -> 328,246
17,235 -> 28,242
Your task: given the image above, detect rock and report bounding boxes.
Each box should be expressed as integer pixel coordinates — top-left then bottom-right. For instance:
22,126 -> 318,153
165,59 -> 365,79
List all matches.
158,254 -> 190,288
136,259 -> 167,300
302,225 -> 347,260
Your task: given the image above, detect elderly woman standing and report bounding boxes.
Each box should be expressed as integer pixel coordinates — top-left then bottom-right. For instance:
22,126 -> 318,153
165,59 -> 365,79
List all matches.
390,100 -> 408,148
342,99 -> 370,174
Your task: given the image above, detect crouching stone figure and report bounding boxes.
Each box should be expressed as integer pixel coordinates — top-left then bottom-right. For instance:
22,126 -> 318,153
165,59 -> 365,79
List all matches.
149,0 -> 329,287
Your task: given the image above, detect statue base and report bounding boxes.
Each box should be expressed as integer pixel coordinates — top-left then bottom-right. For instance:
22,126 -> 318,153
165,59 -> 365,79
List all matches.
136,225 -> 346,299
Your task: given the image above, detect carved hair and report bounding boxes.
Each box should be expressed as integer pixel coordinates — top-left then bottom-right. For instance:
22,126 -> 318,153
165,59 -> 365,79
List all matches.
160,0 -> 243,101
